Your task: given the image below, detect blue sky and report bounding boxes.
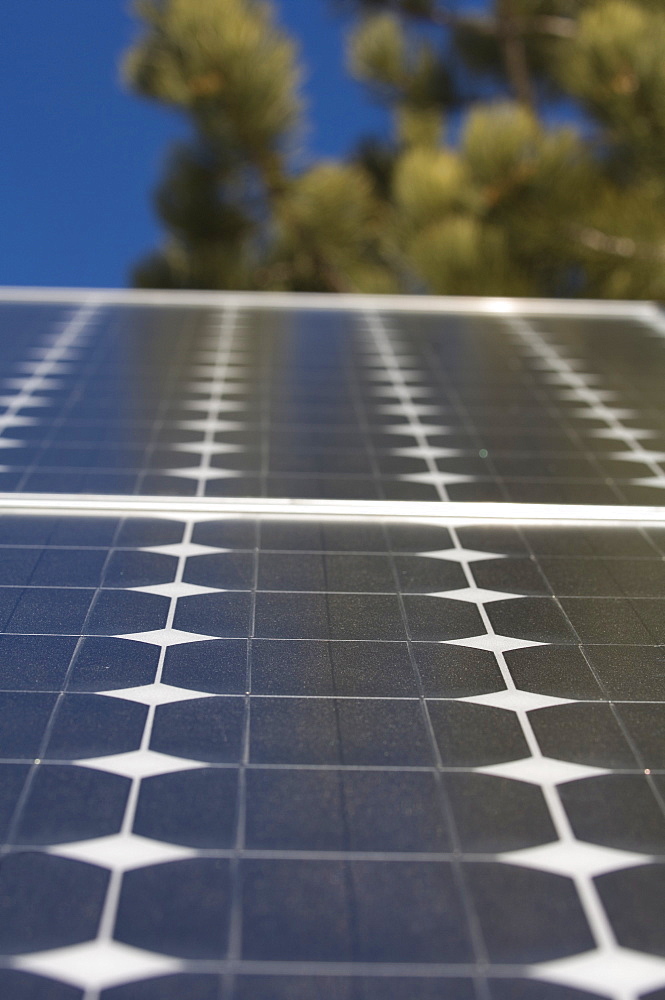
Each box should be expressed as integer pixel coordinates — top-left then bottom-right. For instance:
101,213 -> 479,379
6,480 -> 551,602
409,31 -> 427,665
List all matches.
0,0 -> 392,288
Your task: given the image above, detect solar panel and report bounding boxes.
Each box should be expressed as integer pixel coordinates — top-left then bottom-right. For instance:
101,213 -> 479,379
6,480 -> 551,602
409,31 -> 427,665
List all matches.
0,289 -> 663,1000
0,294 -> 663,504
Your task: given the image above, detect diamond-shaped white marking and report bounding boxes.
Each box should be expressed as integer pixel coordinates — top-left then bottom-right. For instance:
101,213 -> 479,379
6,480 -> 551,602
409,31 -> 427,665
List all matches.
610,451 -> 665,463
2,379 -> 56,395
21,378 -> 63,390
369,425 -> 417,437
173,441 -> 242,455
99,684 -> 213,706
431,587 -> 522,604
131,582 -> 221,599
76,749 -> 204,779
499,840 -> 650,878
416,548 -> 504,563
477,756 -> 609,785
162,468 -> 243,481
591,427 -> 656,441
531,947 -> 665,999
543,372 -> 601,386
14,940 -> 182,990
0,414 -> 37,426
443,634 -> 545,653
115,628 -> 217,647
392,445 -> 466,459
402,422 -> 454,435
399,471 -> 475,485
142,542 -> 224,558
576,406 -> 638,421
49,833 -> 196,871
22,396 -> 56,408
461,689 -> 572,712
631,475 -> 665,489
558,388 -> 617,401
174,418 -> 244,433
0,394 -> 52,408
0,438 -> 24,447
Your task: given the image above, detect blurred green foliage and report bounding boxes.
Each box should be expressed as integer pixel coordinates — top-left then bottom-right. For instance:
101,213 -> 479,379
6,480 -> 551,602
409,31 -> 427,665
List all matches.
125,0 -> 665,297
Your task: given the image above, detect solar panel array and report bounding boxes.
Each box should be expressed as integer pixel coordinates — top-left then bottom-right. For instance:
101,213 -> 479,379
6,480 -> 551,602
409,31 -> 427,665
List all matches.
0,293 -> 663,1000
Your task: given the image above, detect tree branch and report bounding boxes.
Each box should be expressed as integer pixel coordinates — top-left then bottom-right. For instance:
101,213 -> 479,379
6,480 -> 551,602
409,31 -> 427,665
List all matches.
410,2 -> 576,41
495,0 -> 536,109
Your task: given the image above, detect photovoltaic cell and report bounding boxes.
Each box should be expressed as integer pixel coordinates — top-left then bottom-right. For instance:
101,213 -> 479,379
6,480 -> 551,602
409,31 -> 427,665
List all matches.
0,292 -> 663,999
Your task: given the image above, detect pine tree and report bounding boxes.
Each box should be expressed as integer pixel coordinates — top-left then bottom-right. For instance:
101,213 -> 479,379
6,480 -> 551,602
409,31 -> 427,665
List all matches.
124,0 -> 665,297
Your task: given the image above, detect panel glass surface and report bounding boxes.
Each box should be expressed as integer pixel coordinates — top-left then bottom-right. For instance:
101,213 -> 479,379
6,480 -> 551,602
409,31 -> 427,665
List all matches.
0,302 -> 664,503
0,513 -> 663,999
